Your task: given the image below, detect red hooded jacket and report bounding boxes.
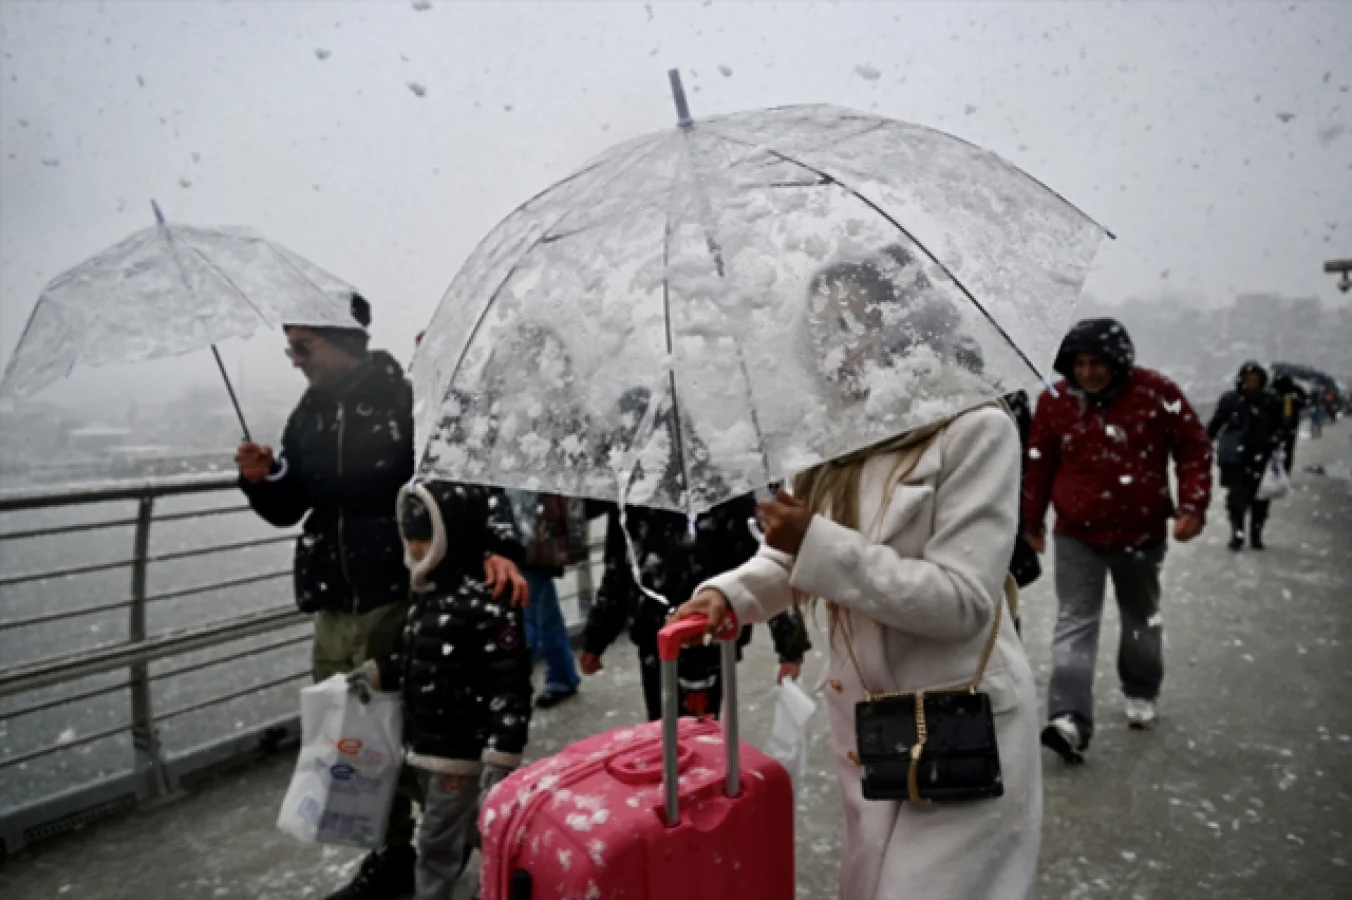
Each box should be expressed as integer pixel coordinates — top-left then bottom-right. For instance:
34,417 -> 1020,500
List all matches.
1022,320 -> 1212,551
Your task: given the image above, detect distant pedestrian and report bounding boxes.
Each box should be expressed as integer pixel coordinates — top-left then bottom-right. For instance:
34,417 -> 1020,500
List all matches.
1271,373 -> 1307,472
1023,318 -> 1212,764
507,490 -> 589,708
1310,392 -> 1325,439
1208,362 -> 1285,552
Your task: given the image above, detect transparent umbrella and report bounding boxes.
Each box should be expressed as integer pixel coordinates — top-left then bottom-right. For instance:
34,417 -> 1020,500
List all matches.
414,72 -> 1111,514
0,201 -> 361,439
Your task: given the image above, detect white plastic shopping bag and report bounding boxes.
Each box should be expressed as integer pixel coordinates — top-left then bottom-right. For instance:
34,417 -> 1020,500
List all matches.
277,675 -> 403,848
1257,458 -> 1292,501
766,677 -> 816,802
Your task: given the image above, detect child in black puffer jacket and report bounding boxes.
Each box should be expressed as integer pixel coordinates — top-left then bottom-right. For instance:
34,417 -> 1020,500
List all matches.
352,480 -> 531,900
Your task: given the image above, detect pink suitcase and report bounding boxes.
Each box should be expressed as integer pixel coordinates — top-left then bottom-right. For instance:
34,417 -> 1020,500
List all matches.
478,614 -> 795,900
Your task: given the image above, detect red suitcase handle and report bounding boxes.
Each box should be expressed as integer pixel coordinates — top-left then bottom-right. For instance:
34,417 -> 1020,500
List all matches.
656,609 -> 739,662
655,611 -> 743,826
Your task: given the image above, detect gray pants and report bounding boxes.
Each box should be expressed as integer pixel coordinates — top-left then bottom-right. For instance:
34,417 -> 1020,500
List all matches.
416,764 -> 513,900
1048,535 -> 1166,740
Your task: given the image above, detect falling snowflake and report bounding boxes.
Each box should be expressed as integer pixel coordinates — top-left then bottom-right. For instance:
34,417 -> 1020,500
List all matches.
411,0 -> 432,9
1317,121 -> 1346,147
41,158 -> 60,168
854,63 -> 881,81
1276,112 -> 1296,124
314,48 -> 332,61
408,81 -> 427,97
179,177 -> 192,188
718,64 -> 733,77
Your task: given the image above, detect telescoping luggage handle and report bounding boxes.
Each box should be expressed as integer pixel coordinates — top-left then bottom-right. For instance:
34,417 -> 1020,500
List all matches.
655,612 -> 742,827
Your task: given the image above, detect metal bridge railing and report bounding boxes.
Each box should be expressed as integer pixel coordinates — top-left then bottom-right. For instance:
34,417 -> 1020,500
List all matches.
0,472 -> 599,857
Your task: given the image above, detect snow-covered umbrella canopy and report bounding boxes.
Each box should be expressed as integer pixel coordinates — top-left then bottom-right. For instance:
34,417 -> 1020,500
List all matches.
414,83 -> 1110,515
1,210 -> 361,400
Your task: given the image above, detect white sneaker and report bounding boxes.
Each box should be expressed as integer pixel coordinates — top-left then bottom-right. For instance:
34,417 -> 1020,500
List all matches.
1040,714 -> 1086,765
1125,697 -> 1157,730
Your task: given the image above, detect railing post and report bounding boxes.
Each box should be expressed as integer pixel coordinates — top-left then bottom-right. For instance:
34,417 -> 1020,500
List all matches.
128,496 -> 169,798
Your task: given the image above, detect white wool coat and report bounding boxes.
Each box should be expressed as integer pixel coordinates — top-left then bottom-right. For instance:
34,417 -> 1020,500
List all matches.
703,406 -> 1042,900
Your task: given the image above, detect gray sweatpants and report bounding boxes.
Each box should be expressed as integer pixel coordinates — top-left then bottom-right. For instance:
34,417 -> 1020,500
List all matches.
416,764 -> 514,900
1048,535 -> 1166,740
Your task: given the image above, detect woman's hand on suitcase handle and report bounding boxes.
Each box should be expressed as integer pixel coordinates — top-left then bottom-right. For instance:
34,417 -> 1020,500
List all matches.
484,554 -> 530,608
777,661 -> 802,684
674,588 -> 732,635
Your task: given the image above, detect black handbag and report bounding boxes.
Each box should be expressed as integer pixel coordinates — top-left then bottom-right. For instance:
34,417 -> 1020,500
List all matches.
844,576 -> 1011,804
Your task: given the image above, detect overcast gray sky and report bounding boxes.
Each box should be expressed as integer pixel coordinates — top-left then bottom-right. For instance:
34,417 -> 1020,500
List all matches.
1,0 -> 1349,383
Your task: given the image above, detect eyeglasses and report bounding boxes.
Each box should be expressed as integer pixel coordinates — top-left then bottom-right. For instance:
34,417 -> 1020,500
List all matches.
285,338 -> 317,362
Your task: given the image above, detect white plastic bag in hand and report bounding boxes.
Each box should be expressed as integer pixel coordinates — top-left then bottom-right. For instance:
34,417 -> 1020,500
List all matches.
277,675 -> 403,848
767,677 -> 816,802
1257,458 -> 1292,501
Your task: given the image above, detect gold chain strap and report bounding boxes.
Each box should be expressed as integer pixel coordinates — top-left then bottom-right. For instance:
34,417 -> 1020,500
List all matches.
839,574 -> 1010,701
907,690 -> 927,803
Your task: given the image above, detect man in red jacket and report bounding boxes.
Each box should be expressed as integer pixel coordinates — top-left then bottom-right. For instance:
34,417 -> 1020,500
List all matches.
1023,318 -> 1212,764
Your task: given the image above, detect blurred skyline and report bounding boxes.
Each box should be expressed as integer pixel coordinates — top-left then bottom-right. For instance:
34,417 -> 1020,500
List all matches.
1,0 -> 1349,404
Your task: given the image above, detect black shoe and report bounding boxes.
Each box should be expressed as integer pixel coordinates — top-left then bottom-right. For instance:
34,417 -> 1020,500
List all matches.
1228,533 -> 1244,552
1250,530 -> 1265,550
326,845 -> 416,900
535,687 -> 578,709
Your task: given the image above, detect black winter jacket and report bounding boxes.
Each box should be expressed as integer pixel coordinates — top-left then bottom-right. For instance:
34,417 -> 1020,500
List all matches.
241,351 -> 413,615
1208,364 -> 1285,488
582,495 -> 811,665
1004,390 -> 1041,589
377,481 -> 532,765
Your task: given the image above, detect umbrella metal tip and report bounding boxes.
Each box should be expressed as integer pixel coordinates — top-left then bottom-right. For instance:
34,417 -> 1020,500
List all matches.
667,68 -> 694,128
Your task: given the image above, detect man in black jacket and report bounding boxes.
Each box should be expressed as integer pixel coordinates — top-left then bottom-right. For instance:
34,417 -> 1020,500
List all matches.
1208,361 -> 1285,552
236,294 -> 516,900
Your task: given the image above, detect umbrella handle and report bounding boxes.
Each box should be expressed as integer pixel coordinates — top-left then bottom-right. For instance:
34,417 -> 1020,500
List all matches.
151,201 -> 253,443
211,344 -> 252,443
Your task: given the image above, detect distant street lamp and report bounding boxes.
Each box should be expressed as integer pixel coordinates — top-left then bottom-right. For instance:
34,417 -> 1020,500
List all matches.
1325,258 -> 1352,293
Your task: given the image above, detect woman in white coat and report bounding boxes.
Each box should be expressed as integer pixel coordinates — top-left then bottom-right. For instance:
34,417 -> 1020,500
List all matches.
674,246 -> 1043,900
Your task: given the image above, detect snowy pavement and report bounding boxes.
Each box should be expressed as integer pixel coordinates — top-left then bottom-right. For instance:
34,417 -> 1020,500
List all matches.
2,423 -> 1349,899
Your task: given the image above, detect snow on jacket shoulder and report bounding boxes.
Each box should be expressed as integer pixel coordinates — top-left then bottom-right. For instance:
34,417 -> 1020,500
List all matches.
240,351 -> 414,614
1022,367 -> 1212,551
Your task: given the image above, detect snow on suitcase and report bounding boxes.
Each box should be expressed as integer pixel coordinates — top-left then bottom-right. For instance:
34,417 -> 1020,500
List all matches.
478,613 -> 795,900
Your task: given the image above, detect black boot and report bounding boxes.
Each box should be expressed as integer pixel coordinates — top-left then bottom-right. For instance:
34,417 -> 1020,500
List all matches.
1228,529 -> 1244,552
325,844 -> 416,900
1250,524 -> 1265,550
